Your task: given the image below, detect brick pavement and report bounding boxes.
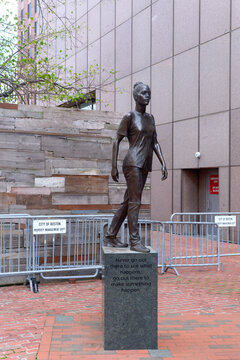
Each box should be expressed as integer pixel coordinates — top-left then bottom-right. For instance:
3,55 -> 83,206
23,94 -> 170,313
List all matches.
0,256 -> 240,359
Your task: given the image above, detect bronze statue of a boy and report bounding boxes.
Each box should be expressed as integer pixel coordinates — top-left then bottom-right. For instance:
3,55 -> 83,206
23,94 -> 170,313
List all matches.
104,82 -> 168,253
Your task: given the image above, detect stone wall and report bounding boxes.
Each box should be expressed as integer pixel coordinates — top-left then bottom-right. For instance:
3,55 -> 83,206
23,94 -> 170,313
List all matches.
0,104 -> 150,216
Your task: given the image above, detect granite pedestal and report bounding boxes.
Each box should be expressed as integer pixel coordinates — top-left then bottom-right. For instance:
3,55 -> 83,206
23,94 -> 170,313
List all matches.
103,246 -> 158,350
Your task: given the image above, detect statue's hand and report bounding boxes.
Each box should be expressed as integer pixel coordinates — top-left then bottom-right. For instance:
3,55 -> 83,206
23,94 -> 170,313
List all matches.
111,167 -> 119,182
161,166 -> 168,181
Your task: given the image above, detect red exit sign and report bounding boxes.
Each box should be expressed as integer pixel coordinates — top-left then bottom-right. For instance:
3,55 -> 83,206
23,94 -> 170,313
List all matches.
210,175 -> 219,195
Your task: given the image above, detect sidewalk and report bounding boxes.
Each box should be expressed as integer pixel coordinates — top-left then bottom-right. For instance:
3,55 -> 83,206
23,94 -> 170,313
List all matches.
0,257 -> 240,360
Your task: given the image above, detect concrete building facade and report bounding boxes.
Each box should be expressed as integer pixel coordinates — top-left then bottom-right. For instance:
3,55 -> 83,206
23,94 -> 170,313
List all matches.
18,0 -> 240,221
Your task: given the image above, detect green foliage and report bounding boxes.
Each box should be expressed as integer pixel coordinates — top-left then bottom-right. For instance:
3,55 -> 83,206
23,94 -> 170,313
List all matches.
0,0 -> 116,105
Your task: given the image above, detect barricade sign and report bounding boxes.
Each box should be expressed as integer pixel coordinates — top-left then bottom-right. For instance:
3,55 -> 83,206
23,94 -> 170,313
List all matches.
33,219 -> 67,234
215,215 -> 236,227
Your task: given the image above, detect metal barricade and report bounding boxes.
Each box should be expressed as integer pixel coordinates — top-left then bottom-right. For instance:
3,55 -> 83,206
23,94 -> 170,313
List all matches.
0,214 -> 32,277
163,221 -> 220,275
171,212 -> 240,257
30,215 -> 112,291
0,214 -> 166,292
0,214 -> 112,292
0,212 -> 223,290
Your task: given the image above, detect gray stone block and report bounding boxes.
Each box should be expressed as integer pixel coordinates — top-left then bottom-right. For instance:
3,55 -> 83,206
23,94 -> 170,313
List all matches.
103,246 -> 158,350
55,315 -> 74,323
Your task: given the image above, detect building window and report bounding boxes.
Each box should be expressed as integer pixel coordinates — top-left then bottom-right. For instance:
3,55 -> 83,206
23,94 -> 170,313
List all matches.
34,21 -> 38,36
28,3 -> 31,18
78,99 -> 96,110
58,91 -> 96,110
79,91 -> 96,110
28,48 -> 31,58
35,0 -> 38,13
21,8 -> 24,20
28,26 -> 31,40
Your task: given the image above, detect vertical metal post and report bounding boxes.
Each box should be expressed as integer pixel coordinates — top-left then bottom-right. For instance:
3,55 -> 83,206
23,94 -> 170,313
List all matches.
9,220 -> 13,272
52,235 -> 55,268
44,235 -> 47,269
87,221 -> 90,265
217,225 -> 220,271
169,222 -> 173,268
99,220 -> 103,266
74,219 -> 77,265
161,223 -> 165,274
84,220 -> 87,265
156,223 -> 159,265
32,235 -> 36,273
18,221 -> 21,272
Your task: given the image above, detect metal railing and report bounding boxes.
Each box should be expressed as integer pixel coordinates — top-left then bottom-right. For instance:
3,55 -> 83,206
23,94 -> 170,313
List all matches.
0,214 -> 166,292
0,214 -> 32,276
0,214 -> 110,292
163,221 -> 220,276
171,212 -> 240,257
0,213 -> 223,291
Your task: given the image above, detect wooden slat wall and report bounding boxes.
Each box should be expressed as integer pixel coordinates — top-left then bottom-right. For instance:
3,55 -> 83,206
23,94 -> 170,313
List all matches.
0,104 -> 150,215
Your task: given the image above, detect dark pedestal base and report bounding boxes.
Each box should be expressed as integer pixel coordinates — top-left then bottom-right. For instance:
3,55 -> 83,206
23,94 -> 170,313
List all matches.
103,246 -> 158,350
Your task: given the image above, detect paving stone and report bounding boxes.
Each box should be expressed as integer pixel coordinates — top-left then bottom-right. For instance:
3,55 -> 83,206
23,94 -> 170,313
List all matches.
211,335 -> 232,338
53,326 -> 73,329
148,349 -> 172,357
214,320 -> 232,326
55,315 -> 74,323
141,358 -> 163,360
209,344 -> 235,349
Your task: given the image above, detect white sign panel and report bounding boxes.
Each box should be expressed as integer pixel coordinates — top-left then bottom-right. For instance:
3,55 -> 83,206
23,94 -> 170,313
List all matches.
33,219 -> 66,235
215,216 -> 236,227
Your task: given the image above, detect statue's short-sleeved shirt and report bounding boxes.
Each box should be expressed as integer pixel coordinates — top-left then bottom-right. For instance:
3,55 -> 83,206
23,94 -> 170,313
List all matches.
117,110 -> 157,172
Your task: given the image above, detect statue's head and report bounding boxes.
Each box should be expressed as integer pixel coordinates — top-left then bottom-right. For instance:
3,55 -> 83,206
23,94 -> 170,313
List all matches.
133,82 -> 151,105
